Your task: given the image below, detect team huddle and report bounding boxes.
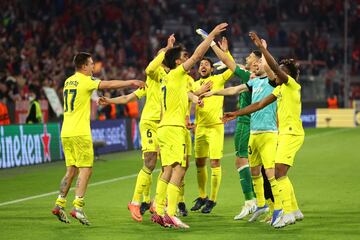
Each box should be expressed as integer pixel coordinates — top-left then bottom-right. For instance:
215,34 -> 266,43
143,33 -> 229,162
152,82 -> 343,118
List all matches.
52,23 -> 305,230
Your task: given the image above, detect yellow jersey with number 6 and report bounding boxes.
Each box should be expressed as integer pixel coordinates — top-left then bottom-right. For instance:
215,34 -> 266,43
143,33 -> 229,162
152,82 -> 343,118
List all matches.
61,72 -> 100,137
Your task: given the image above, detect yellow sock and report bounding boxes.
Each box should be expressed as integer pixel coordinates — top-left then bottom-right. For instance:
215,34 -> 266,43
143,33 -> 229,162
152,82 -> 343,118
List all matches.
131,167 -> 151,204
277,176 -> 292,214
289,178 -> 299,212
252,174 -> 265,207
72,196 -> 85,209
142,171 -> 152,203
268,177 -> 282,210
197,166 -> 208,198
210,167 -> 222,202
55,195 -> 66,208
167,183 -> 180,216
266,198 -> 274,214
178,181 -> 185,203
155,178 -> 168,216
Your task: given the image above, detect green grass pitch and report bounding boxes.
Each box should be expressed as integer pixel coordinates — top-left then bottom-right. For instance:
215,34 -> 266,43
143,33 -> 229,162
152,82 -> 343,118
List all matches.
1,128 -> 359,240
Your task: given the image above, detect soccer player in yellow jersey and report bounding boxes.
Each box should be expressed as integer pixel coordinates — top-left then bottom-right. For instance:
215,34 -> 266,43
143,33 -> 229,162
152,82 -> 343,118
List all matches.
223,32 -> 305,228
52,52 -> 145,225
190,37 -> 234,214
178,74 -> 212,217
97,35 -> 175,222
150,23 -> 228,229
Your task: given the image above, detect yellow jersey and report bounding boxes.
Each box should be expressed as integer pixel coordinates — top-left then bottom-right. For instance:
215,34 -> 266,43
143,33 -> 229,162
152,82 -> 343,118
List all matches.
134,51 -> 167,121
61,72 -> 100,137
194,68 -> 233,126
187,75 -> 195,116
159,65 -> 189,128
272,75 -> 304,135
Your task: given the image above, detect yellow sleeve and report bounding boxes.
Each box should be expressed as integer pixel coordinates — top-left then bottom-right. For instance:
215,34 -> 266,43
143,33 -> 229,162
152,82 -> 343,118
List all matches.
187,76 -> 195,92
86,77 -> 101,91
220,51 -> 234,81
286,75 -> 301,90
272,85 -> 281,98
133,88 -> 146,99
145,51 -> 166,79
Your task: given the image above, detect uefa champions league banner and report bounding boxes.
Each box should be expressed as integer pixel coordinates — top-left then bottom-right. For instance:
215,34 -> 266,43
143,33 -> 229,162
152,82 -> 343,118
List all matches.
0,123 -> 62,169
224,120 -> 236,135
90,119 -> 128,154
301,109 -> 316,128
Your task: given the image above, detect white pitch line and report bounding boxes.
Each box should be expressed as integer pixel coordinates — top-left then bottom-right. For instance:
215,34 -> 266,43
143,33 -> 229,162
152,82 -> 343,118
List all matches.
0,128 -> 354,207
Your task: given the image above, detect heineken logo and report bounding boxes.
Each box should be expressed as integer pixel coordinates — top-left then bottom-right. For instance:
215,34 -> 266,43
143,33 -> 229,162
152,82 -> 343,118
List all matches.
0,124 -> 61,169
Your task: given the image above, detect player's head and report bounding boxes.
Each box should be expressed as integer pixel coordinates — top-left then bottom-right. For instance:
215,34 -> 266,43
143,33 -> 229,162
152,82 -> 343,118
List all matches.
198,57 -> 214,78
253,58 -> 266,76
73,52 -> 94,76
163,44 -> 188,70
28,84 -> 40,101
246,50 -> 262,71
279,58 -> 300,83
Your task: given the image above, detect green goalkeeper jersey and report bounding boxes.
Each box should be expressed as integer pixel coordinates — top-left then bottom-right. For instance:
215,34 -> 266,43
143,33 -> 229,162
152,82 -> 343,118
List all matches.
234,65 -> 251,124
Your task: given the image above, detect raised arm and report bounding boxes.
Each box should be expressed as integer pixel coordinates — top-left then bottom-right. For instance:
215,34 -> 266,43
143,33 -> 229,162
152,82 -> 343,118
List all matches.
249,32 -> 288,83
211,44 -> 237,72
260,39 -> 276,81
145,34 -> 175,76
183,23 -> 228,72
222,94 -> 277,123
98,79 -> 145,90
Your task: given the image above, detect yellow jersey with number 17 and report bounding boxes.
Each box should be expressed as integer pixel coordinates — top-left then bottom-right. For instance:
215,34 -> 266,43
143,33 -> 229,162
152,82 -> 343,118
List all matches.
159,65 -> 189,128
61,72 -> 100,137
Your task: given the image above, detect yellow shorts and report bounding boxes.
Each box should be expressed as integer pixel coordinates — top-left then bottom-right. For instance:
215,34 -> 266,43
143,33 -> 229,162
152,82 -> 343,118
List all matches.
275,134 -> 304,166
185,129 -> 192,156
139,119 -> 159,153
157,126 -> 187,167
194,124 -> 224,159
248,132 -> 278,169
61,135 -> 94,167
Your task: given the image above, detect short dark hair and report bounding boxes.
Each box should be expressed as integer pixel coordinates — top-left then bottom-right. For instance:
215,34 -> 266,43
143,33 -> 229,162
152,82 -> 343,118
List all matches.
199,57 -> 214,67
73,52 -> 91,69
163,45 -> 185,70
29,84 -> 41,99
252,50 -> 262,58
279,59 -> 300,80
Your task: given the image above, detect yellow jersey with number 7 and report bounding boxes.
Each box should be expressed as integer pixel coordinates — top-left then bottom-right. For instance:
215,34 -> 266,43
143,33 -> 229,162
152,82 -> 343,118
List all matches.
61,72 -> 100,137
159,65 -> 188,128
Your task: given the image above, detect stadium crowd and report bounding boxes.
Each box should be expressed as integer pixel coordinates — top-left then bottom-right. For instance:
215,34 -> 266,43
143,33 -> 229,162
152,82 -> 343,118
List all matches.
0,0 -> 359,123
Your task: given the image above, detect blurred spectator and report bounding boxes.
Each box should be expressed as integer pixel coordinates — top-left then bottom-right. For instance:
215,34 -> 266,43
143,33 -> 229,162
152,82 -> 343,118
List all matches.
25,85 -> 43,124
0,93 -> 10,125
327,95 -> 338,109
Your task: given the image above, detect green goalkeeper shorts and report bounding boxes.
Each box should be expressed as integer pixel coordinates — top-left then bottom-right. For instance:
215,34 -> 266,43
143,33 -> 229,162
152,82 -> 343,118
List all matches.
234,122 -> 250,158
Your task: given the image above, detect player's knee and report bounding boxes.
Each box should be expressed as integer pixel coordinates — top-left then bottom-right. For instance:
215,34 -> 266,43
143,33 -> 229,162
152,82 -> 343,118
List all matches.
195,158 -> 206,167
66,167 -> 77,179
275,163 -> 290,179
250,166 -> 261,176
264,168 -> 275,179
144,158 -> 156,172
161,166 -> 172,182
210,159 -> 220,168
144,152 -> 157,171
235,157 -> 248,169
